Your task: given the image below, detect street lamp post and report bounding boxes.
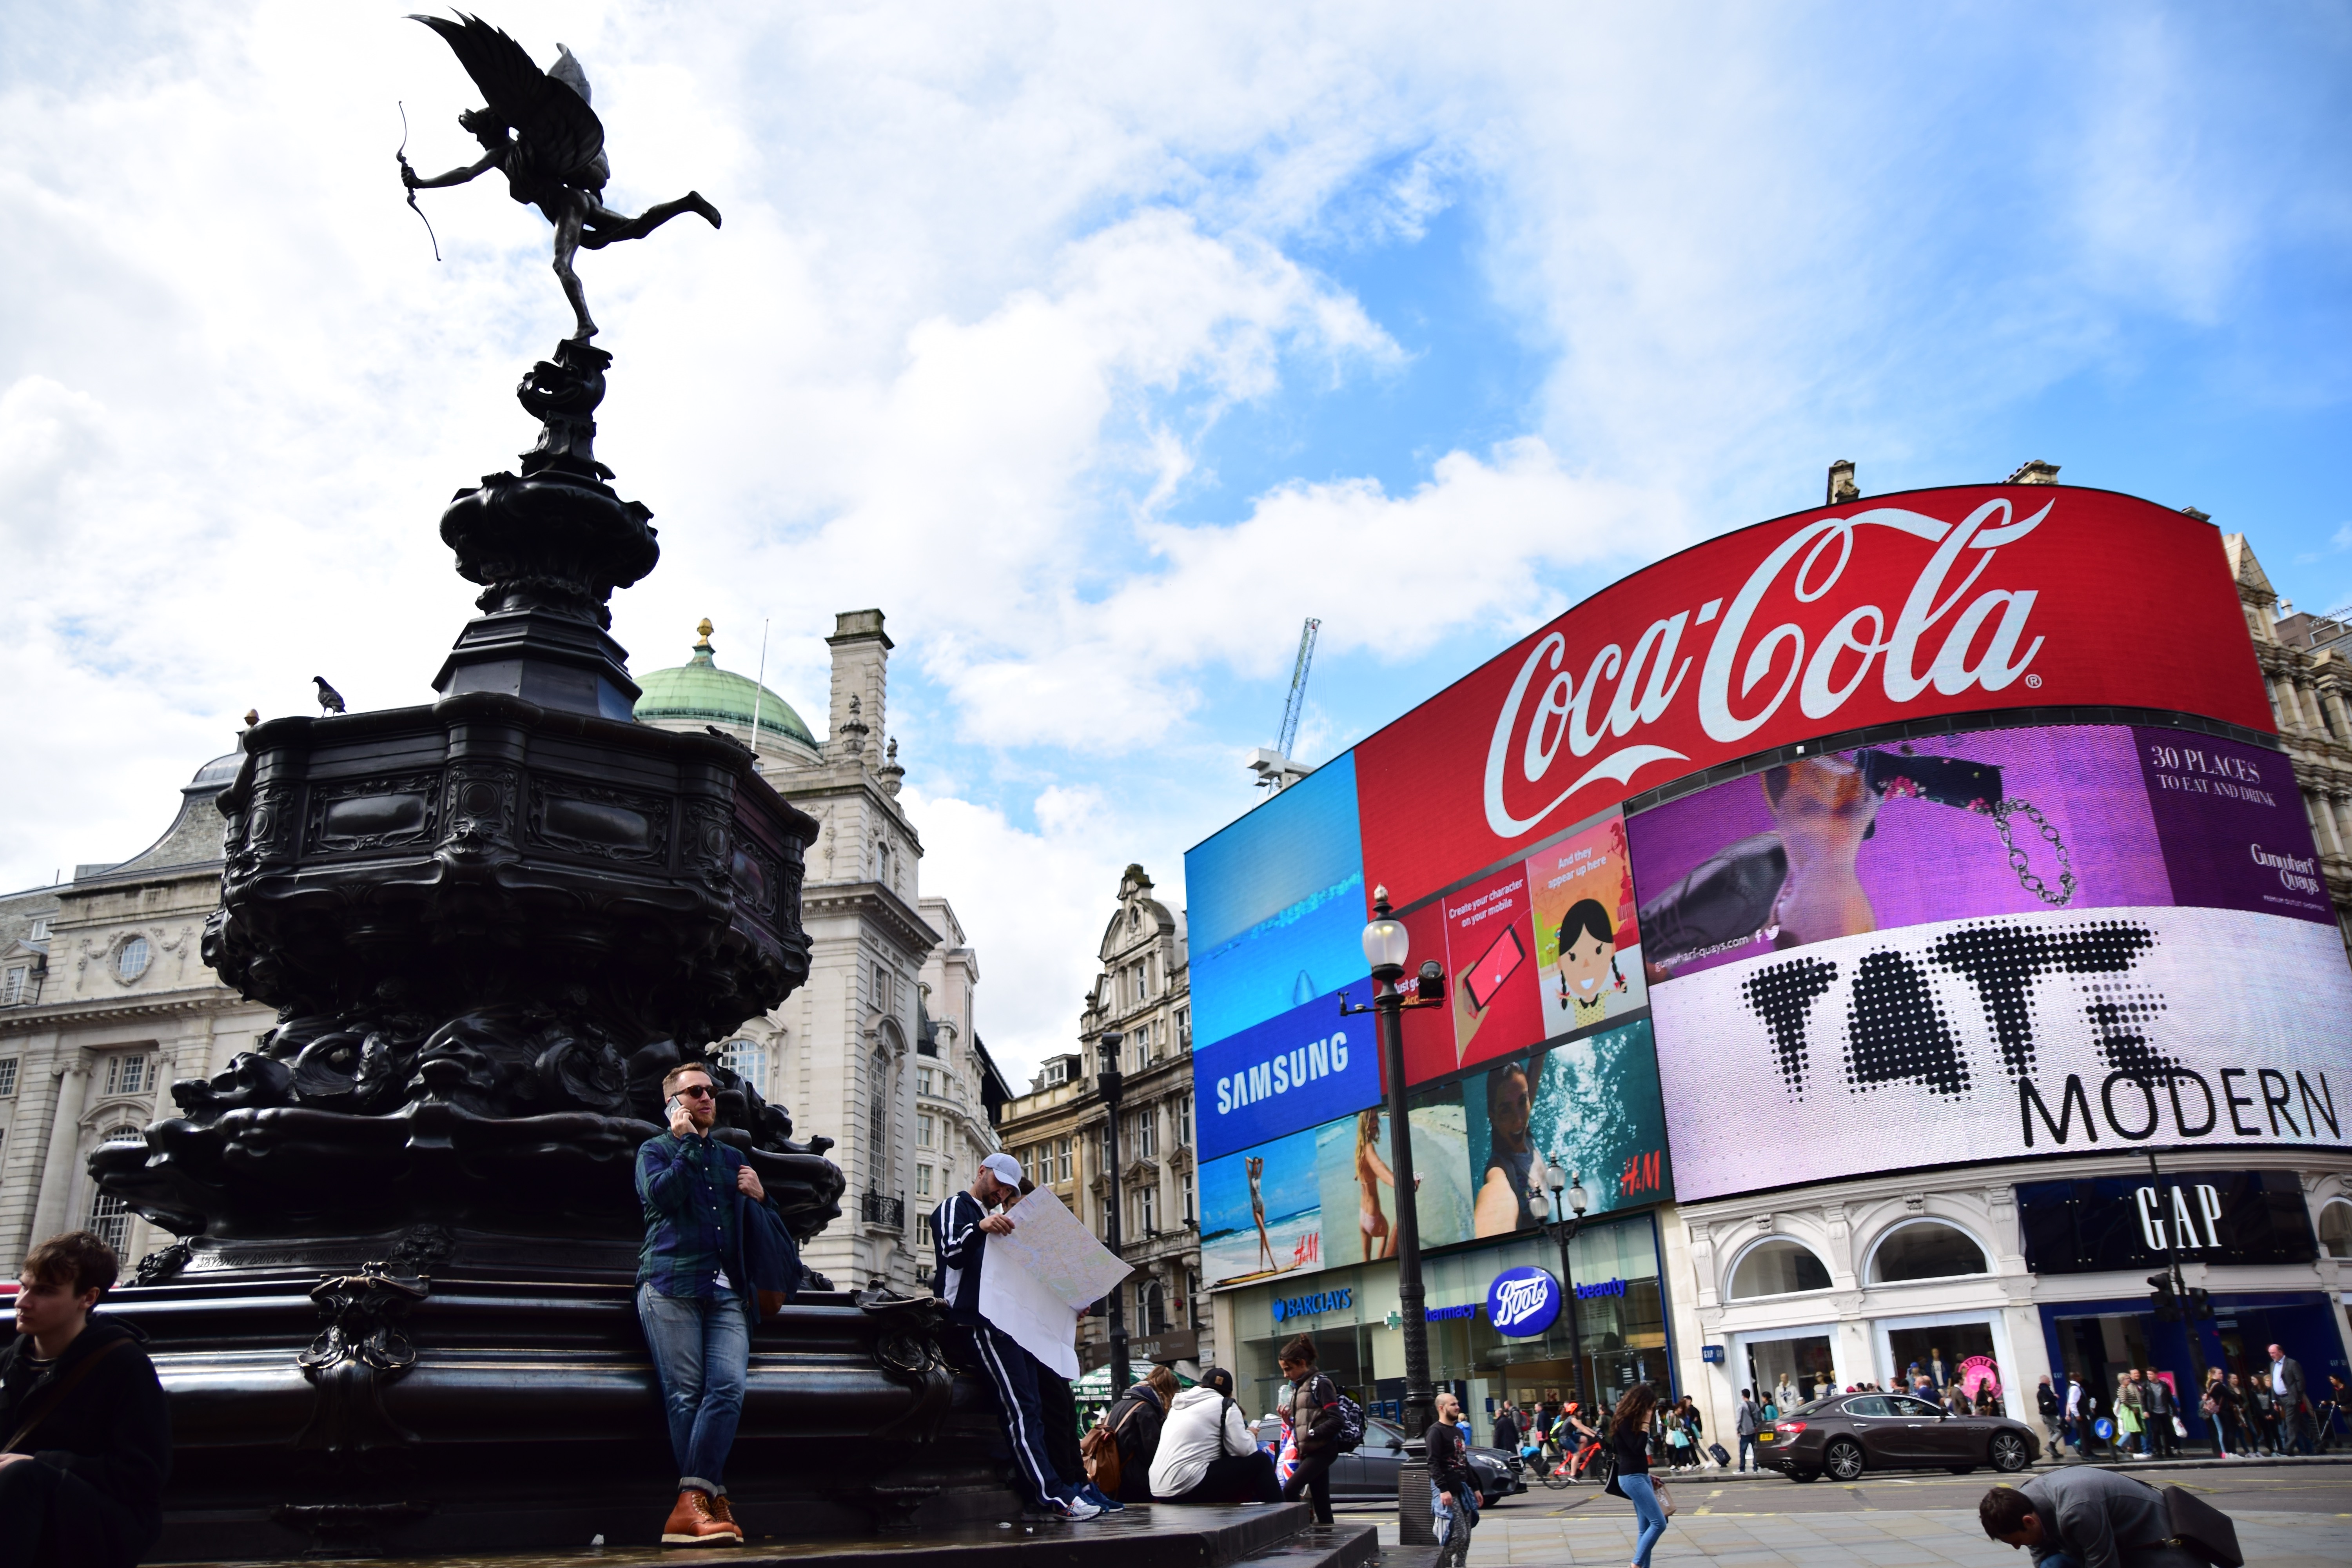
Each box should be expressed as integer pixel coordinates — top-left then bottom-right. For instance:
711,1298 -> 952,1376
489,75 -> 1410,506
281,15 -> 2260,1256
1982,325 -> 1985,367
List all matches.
1338,888 -> 1447,1441
1543,1163 -> 1591,1418
1097,1027 -> 1131,1395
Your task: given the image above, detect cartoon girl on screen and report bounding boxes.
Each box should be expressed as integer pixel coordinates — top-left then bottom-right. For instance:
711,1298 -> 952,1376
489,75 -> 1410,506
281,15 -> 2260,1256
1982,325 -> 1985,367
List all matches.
1555,898 -> 1628,1028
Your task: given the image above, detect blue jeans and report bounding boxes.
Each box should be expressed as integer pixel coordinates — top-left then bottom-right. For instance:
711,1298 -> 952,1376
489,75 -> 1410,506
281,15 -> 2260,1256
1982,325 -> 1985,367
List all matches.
637,1281 -> 750,1495
1620,1472 -> 1668,1567
1737,1435 -> 1757,1470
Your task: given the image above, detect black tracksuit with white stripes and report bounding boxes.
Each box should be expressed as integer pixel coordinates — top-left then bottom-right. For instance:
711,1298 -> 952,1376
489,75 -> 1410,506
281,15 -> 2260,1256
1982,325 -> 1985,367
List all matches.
931,1190 -> 1071,1509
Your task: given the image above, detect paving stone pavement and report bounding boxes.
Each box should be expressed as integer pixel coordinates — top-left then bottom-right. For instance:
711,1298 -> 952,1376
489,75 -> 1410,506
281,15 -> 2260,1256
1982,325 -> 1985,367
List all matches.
1368,1507 -> 2352,1566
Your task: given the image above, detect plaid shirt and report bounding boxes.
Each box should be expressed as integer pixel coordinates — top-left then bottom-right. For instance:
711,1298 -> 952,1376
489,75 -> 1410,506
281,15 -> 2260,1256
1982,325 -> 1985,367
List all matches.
636,1129 -> 739,1299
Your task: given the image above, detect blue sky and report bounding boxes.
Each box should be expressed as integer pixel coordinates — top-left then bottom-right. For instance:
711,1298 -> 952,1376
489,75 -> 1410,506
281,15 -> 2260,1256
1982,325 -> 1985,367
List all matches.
3,2 -> 2347,1081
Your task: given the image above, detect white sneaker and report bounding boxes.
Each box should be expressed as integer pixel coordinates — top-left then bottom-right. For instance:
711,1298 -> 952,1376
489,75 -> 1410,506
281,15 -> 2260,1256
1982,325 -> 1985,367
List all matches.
1049,1496 -> 1102,1522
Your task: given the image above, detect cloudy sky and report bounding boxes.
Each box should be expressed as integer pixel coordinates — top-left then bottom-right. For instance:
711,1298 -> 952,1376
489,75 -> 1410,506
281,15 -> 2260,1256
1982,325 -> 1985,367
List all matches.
5,2 -> 2347,1084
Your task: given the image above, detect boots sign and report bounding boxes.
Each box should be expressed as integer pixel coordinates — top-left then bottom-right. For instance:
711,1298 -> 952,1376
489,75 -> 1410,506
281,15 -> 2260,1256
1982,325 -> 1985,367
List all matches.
1354,488 -> 2270,910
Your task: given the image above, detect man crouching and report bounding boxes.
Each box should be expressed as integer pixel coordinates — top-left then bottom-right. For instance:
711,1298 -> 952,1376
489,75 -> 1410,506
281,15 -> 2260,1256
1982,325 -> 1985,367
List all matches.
0,1230 -> 169,1568
637,1060 -> 781,1547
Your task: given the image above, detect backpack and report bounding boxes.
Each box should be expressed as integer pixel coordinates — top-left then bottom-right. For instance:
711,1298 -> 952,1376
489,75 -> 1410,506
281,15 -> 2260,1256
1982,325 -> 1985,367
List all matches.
1332,1391 -> 1367,1453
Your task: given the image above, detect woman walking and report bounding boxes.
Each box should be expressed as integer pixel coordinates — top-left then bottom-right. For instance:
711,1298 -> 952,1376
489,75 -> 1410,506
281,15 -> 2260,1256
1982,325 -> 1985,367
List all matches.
1610,1383 -> 1670,1568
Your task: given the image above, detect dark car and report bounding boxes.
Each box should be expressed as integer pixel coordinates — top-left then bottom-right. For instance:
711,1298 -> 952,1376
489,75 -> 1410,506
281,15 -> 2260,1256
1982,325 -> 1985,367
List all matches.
1762,1392 -> 2039,1482
1252,1416 -> 1526,1506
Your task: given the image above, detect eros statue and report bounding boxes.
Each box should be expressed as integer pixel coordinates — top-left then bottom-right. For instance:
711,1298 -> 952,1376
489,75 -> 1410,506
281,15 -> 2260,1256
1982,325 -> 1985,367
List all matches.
402,11 -> 719,340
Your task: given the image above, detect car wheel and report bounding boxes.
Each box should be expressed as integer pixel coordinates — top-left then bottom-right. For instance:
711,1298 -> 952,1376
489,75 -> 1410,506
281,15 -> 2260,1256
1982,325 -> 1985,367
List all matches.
1991,1432 -> 2030,1473
1786,1468 -> 1819,1483
1826,1440 -> 1866,1481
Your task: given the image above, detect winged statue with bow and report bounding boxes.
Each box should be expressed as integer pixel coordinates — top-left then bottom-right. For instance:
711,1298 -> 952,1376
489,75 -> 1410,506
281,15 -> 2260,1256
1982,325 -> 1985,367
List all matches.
403,12 -> 719,341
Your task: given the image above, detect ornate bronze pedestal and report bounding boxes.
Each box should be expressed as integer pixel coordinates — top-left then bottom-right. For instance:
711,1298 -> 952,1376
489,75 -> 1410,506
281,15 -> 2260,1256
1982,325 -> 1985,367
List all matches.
88,344 -> 1006,1558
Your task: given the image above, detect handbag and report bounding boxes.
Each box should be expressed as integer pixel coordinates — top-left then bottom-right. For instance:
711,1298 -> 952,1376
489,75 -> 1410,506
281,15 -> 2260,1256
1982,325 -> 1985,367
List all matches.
1655,1479 -> 1677,1517
2162,1483 -> 2243,1566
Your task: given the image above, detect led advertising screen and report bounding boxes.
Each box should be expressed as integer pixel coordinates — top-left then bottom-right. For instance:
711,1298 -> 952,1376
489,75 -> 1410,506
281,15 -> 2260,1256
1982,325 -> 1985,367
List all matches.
1640,724 -> 2350,1200
1187,754 -> 1368,1053
1183,484 -> 2315,1274
1628,725 -> 2334,982
1198,1018 -> 1671,1289
1351,488 -> 2270,911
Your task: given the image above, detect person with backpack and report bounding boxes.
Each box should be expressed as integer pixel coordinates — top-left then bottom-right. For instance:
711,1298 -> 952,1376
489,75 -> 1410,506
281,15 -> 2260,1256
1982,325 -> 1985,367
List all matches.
1150,1368 -> 1280,1503
1089,1366 -> 1175,1505
1734,1389 -> 1765,1471
0,1230 -> 170,1568
1276,1335 -> 1346,1524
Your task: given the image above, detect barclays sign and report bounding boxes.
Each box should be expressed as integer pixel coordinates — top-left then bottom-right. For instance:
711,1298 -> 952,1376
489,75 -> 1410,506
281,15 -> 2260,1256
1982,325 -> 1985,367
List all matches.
1486,1266 -> 1563,1338
1272,1286 -> 1352,1324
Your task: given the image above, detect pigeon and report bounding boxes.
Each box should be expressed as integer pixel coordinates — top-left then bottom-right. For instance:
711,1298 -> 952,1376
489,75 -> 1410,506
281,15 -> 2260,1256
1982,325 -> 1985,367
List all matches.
314,677 -> 347,715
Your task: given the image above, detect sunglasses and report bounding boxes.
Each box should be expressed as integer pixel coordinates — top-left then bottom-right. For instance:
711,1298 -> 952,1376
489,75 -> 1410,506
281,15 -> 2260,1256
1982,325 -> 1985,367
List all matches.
675,1084 -> 716,1100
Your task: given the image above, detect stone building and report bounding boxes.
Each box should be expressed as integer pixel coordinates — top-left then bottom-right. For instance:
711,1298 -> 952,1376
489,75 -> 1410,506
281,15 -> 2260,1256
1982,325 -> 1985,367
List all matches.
633,611 -> 1009,1293
2222,533 -> 2352,957
997,864 -> 1207,1375
0,752 -> 277,1272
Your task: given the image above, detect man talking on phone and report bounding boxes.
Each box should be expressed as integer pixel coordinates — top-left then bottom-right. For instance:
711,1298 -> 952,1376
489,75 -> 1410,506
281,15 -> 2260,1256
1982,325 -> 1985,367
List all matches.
636,1060 -> 780,1546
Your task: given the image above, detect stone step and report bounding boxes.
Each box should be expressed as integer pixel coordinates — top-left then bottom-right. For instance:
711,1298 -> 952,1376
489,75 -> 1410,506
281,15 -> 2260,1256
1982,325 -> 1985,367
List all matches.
1230,1523 -> 1441,1568
177,1502 -> 1338,1568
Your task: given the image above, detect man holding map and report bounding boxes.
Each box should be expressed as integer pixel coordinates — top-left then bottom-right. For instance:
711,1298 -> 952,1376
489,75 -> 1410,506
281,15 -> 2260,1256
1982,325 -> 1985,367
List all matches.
931,1153 -> 1106,1522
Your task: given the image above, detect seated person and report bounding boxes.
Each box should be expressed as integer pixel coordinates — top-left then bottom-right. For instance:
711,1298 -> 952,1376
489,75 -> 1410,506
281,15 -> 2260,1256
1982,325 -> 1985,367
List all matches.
1149,1368 -> 1281,1505
0,1231 -> 171,1568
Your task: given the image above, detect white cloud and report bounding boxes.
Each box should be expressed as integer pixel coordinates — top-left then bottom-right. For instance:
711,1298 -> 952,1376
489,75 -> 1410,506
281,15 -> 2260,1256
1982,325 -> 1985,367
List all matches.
3,1 -> 2339,1080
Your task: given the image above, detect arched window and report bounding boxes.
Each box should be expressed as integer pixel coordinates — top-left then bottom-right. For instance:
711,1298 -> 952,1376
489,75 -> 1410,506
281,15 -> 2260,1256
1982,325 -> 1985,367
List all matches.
1728,1238 -> 1833,1299
116,937 -> 150,983
1140,1279 -> 1167,1334
867,1051 -> 889,1189
85,1125 -> 144,1254
718,1038 -> 766,1091
2319,1200 -> 2352,1259
1867,1220 -> 1990,1284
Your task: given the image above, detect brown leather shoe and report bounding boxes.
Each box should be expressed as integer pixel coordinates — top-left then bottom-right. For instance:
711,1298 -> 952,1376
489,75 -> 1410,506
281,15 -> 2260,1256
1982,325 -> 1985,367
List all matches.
661,1489 -> 738,1546
708,1495 -> 746,1541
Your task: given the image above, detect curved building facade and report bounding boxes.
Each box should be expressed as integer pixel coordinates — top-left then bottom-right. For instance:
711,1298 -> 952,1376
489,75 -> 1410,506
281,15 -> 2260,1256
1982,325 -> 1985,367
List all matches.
1184,477 -> 2352,1442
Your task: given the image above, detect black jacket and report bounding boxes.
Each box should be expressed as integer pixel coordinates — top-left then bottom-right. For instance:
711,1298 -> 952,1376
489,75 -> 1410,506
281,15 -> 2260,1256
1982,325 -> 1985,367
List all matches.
0,1317 -> 171,1552
1104,1384 -> 1166,1503
1290,1371 -> 1344,1456
1426,1419 -> 1476,1495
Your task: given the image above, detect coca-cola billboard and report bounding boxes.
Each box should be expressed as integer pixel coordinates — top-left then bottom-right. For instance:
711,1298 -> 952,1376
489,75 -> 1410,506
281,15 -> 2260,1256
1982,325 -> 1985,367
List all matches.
1353,486 -> 2270,910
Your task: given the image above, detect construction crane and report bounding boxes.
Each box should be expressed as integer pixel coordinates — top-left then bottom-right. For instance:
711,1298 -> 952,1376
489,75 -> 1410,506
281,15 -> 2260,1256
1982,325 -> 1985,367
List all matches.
1250,617 -> 1320,793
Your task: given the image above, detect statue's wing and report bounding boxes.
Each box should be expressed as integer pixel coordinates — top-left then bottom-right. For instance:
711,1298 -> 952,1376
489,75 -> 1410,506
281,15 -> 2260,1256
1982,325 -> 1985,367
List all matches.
411,11 -> 604,183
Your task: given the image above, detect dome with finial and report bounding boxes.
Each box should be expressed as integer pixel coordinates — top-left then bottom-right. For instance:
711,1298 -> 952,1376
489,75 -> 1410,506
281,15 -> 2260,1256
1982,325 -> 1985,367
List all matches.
633,619 -> 817,749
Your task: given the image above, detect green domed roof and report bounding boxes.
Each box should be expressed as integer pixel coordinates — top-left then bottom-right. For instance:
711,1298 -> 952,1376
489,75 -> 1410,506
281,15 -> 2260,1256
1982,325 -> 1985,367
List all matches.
635,624 -> 817,748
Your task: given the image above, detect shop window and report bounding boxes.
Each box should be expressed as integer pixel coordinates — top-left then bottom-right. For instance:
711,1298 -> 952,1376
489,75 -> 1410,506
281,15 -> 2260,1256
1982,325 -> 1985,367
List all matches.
2320,1200 -> 2352,1259
1868,1221 -> 1989,1283
1728,1238 -> 1832,1299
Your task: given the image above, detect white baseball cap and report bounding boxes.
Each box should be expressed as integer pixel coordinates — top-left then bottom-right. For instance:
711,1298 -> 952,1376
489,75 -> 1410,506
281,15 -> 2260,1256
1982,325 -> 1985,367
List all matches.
981,1152 -> 1023,1186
